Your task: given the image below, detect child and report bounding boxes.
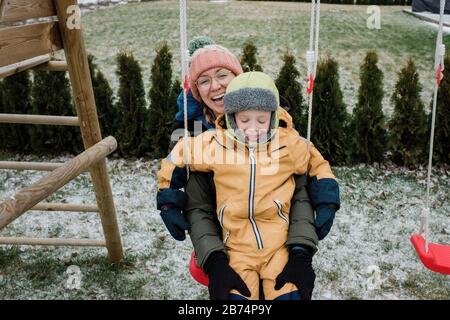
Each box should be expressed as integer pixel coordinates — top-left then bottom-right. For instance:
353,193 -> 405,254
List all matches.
157,71 -> 338,300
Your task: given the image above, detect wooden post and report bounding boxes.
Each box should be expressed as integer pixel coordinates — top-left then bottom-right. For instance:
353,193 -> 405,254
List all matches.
54,0 -> 123,263
0,136 -> 117,229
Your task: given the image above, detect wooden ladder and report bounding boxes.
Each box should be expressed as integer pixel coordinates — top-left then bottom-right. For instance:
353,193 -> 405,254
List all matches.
0,0 -> 123,263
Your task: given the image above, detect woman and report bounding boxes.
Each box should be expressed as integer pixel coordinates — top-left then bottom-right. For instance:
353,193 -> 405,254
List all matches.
156,44 -> 340,300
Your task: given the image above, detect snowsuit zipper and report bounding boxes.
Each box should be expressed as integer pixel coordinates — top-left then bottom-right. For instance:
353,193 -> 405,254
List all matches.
218,205 -> 230,244
274,199 -> 289,226
249,147 -> 264,250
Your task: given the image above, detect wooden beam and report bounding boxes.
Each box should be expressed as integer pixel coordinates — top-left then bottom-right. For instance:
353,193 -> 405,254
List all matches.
31,202 -> 98,212
55,0 -> 124,263
0,161 -> 64,171
0,136 -> 117,230
0,55 -> 50,78
35,60 -> 68,72
0,237 -> 106,247
0,21 -> 62,68
0,114 -> 79,126
0,161 -> 90,172
0,0 -> 56,23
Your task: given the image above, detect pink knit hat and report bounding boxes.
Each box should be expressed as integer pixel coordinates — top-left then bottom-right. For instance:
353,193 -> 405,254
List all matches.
189,45 -> 243,101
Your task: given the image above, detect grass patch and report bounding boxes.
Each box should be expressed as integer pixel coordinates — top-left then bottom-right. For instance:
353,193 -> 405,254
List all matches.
81,1 -> 450,114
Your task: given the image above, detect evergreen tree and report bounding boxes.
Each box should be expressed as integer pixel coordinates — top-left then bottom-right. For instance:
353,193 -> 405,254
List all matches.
388,58 -> 427,167
350,51 -> 387,164
275,52 -> 306,135
30,70 -> 81,154
311,57 -> 349,165
240,40 -> 263,72
88,55 -> 117,138
1,71 -> 33,153
433,54 -> 450,165
115,50 -> 148,158
147,43 -> 179,158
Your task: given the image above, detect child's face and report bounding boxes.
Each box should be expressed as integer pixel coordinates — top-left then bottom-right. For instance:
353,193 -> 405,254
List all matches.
234,110 -> 271,143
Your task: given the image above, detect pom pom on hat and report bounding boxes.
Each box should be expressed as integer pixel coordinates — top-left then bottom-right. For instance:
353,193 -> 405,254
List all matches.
188,36 -> 216,56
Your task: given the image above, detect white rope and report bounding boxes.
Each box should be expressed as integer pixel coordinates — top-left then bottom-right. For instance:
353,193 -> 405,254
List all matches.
420,0 -> 446,252
306,0 -> 320,143
179,0 -> 190,178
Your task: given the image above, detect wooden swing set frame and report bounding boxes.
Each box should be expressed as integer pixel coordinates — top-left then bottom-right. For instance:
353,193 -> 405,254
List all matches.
0,0 -> 123,263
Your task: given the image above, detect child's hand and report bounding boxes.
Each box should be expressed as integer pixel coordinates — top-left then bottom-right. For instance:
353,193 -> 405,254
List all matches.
275,246 -> 316,300
160,206 -> 189,241
315,205 -> 336,240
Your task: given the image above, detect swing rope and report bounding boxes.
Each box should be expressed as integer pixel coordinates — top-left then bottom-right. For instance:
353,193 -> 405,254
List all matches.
419,0 -> 446,253
306,0 -> 320,143
179,0 -> 190,179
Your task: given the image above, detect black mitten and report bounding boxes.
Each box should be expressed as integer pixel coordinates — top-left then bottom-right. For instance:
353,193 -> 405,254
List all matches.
275,245 -> 316,300
203,252 -> 251,300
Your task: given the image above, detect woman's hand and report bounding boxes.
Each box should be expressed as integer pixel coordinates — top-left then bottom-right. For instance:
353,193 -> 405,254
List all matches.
204,252 -> 251,300
275,245 -> 316,300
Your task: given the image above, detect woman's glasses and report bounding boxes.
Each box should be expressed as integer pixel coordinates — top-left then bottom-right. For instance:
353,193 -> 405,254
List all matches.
195,69 -> 234,90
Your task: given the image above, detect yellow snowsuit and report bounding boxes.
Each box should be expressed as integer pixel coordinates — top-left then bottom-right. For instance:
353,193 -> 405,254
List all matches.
158,107 -> 335,299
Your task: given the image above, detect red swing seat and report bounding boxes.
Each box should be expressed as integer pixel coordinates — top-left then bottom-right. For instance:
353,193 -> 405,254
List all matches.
189,251 -> 209,286
410,234 -> 450,275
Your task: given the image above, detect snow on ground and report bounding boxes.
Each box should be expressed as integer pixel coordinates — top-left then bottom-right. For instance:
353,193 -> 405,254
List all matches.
0,156 -> 449,299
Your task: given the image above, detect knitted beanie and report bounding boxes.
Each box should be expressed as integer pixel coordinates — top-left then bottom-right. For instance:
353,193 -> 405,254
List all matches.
189,45 -> 243,101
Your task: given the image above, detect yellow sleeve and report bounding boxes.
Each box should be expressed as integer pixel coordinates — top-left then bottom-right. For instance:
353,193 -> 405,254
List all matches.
290,137 -> 311,176
308,144 -> 335,180
290,136 -> 335,180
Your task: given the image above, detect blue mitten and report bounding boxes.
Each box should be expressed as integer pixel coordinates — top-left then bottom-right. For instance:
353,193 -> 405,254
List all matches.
315,205 -> 336,240
160,207 -> 189,241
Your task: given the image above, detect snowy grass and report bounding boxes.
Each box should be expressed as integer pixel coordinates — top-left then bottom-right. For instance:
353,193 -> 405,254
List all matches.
80,1 -> 450,116
0,156 -> 449,299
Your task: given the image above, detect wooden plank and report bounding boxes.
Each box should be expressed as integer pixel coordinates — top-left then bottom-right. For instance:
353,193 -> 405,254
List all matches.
0,114 -> 79,126
0,21 -> 62,68
0,55 -> 50,78
31,202 -> 99,212
0,0 -> 56,23
0,237 -> 106,247
0,136 -> 117,229
56,0 -> 124,263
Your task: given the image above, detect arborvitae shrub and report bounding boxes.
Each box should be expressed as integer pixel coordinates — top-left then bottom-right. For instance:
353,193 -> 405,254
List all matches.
88,55 -> 117,138
147,43 -> 179,158
115,50 -> 148,158
350,51 -> 387,164
388,58 -> 427,167
275,52 -> 306,135
1,72 -> 33,153
30,70 -> 81,154
433,54 -> 450,165
311,57 -> 349,165
240,40 -> 263,72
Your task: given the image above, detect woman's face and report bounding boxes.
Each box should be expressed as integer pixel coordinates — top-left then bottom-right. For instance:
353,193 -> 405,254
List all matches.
196,67 -> 236,116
